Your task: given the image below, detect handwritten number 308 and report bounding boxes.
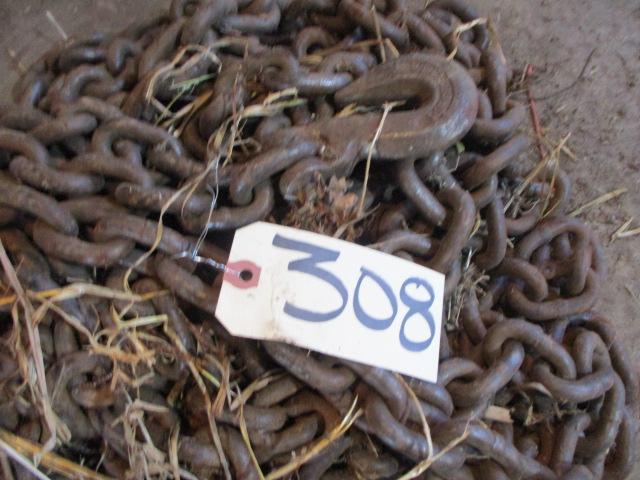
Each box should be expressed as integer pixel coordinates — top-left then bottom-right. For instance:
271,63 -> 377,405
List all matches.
272,234 -> 436,352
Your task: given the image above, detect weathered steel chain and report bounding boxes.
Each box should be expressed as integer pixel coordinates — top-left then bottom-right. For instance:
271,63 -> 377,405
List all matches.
0,0 -> 637,479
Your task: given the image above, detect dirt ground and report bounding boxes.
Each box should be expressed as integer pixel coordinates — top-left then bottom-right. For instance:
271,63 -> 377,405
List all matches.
0,0 -> 638,474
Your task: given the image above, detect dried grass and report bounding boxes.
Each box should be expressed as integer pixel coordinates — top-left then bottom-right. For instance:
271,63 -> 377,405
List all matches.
0,451 -> 15,480
0,436 -> 50,480
371,4 -> 386,63
1,207 -> 234,479
0,282 -> 162,308
357,101 -> 399,216
164,325 -> 232,479
447,18 -> 487,61
569,187 -> 627,217
0,428 -> 113,480
445,249 -> 488,332
541,149 -> 561,217
610,217 -> 640,243
503,133 -> 571,218
145,44 -> 221,129
239,402 -> 266,480
617,227 -> 640,238
397,421 -> 471,479
229,371 -> 283,411
45,10 -> 67,41
398,376 -> 433,459
0,241 -> 60,453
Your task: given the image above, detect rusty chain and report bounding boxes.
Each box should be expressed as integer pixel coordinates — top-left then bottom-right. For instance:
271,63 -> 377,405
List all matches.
0,0 -> 638,479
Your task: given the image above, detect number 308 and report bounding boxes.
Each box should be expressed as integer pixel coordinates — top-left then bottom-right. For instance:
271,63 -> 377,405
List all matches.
273,234 -> 436,352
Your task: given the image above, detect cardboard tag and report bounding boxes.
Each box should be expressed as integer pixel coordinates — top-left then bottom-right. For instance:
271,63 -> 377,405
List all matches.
215,222 -> 445,382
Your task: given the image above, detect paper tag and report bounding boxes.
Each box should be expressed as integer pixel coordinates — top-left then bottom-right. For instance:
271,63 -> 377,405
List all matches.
215,222 -> 445,382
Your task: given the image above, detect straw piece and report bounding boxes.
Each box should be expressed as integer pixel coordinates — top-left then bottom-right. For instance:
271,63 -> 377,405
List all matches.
447,18 -> 487,61
569,187 -> 627,217
397,421 -> 471,479
357,102 -> 398,216
45,10 -> 67,41
229,372 -> 283,411
371,5 -> 386,63
0,428 -> 113,480
239,402 -> 266,480
399,375 -> 434,459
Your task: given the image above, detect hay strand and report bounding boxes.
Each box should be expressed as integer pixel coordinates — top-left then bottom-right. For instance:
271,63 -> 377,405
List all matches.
0,428 -> 113,480
569,187 -> 627,217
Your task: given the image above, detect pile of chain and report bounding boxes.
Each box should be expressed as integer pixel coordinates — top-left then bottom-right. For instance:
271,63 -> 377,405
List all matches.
0,0 -> 638,478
